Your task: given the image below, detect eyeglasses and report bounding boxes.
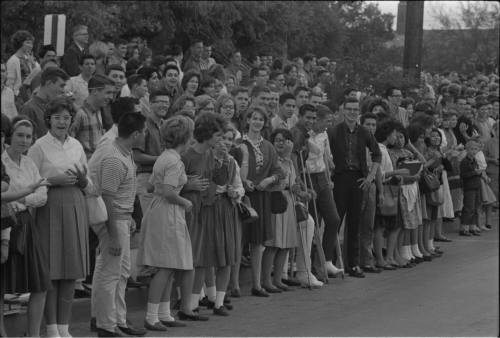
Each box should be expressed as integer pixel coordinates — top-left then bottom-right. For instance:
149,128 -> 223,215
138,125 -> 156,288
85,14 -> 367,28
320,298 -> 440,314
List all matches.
153,101 -> 170,105
274,138 -> 287,144
222,105 -> 235,110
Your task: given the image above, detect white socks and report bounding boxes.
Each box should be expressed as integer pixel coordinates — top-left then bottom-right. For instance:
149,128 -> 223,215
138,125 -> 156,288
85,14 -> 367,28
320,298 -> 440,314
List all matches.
428,239 -> 435,251
401,246 -> 413,261
145,302 -> 159,324
158,301 -> 175,322
57,324 -> 71,338
215,291 -> 225,308
191,293 -> 200,310
411,244 -> 423,258
206,286 -> 216,302
46,324 -> 59,338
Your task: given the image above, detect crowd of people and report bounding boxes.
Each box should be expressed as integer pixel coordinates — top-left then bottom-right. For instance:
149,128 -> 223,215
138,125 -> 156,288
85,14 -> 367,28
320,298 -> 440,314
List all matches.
0,24 -> 499,338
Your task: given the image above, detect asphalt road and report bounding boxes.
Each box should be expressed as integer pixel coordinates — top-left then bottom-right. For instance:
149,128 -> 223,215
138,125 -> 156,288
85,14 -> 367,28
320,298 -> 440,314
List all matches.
5,216 -> 499,337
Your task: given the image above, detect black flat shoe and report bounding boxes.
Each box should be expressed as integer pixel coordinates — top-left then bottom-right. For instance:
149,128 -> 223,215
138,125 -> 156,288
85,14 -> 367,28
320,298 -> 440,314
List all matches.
362,266 -> 382,273
229,288 -> 241,298
143,320 -> 167,332
251,287 -> 269,297
486,224 -> 492,229
281,278 -> 301,286
224,294 -> 231,304
177,311 -> 209,321
376,264 -> 396,270
160,320 -> 186,327
223,302 -> 233,310
459,230 -> 472,236
348,267 -> 365,278
274,284 -> 292,291
117,325 -> 147,336
423,255 -> 433,261
199,296 -> 211,308
213,306 -> 229,316
97,328 -> 125,337
263,285 -> 282,293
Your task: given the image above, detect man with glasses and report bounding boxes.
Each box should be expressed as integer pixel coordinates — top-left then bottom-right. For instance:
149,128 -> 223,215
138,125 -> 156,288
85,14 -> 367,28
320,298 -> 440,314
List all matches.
62,25 -> 89,77
327,97 -> 381,278
386,86 -> 409,127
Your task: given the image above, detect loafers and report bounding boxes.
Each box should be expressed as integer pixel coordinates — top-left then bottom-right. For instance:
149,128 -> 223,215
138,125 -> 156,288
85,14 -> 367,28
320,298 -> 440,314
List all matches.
97,328 -> 125,337
263,285 -> 282,293
143,320 -> 167,332
281,278 -> 301,286
362,266 -> 382,273
160,319 -> 186,327
376,264 -> 396,271
117,324 -> 147,336
348,267 -> 365,278
423,255 -> 433,262
213,306 -> 229,316
251,287 -> 270,297
177,311 -> 209,321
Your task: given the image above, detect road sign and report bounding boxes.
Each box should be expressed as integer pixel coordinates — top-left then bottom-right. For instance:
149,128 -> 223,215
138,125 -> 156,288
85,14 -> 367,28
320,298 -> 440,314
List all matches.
44,14 -> 66,56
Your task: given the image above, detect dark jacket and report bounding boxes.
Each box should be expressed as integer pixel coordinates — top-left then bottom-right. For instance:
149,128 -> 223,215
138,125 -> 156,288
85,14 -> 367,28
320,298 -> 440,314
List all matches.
327,122 -> 381,177
61,42 -> 87,77
290,121 -> 310,175
460,155 -> 481,191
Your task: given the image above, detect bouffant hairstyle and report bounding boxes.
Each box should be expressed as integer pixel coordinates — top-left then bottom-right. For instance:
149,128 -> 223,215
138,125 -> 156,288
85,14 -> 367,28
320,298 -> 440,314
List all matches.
424,128 -> 443,148
161,115 -> 194,149
195,95 -> 215,114
181,70 -> 201,91
367,98 -> 390,114
270,128 -> 293,144
44,97 -> 76,129
11,30 -> 34,51
193,112 -> 226,143
243,104 -> 268,132
374,119 -> 398,143
89,41 -> 109,61
215,94 -> 235,114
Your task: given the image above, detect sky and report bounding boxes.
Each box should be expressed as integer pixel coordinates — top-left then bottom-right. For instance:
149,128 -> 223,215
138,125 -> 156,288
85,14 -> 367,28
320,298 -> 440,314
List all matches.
368,1 -> 466,30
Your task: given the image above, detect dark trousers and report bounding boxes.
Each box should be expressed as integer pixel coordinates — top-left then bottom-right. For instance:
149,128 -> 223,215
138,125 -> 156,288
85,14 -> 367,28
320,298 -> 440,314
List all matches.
307,171 -> 341,261
333,171 -> 364,269
461,188 -> 481,225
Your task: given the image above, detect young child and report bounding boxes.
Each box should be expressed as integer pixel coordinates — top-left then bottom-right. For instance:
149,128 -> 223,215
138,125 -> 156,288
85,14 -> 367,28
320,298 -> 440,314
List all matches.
459,139 -> 483,236
475,138 -> 497,231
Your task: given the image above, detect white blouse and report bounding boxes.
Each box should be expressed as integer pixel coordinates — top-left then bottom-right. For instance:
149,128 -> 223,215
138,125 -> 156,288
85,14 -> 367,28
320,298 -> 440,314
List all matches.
27,132 -> 94,193
378,143 -> 394,181
2,150 -> 47,212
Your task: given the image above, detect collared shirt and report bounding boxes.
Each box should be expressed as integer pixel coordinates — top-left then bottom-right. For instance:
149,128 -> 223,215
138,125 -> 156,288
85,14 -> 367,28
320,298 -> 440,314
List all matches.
2,151 -> 47,212
133,117 -> 164,173
66,74 -> 89,110
97,124 -> 118,149
344,123 -> 361,171
20,94 -> 49,139
89,140 -> 137,217
306,131 -> 331,174
28,132 -> 89,181
70,100 -> 105,159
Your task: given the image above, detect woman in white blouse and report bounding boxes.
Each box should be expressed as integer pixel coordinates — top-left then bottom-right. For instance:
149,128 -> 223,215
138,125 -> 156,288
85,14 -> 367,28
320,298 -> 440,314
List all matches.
28,98 -> 92,338
6,30 -> 37,99
1,118 -> 48,337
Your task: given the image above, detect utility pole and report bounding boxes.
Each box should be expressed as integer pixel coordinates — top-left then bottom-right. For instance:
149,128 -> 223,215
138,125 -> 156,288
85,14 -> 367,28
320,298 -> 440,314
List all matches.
402,1 -> 424,82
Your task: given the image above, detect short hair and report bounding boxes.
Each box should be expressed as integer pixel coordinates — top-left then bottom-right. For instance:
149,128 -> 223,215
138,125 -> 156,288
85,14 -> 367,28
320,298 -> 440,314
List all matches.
127,74 -> 147,89
424,128 -> 443,147
360,112 -> 378,125
164,64 -> 180,75
343,97 -> 359,105
40,67 -> 69,86
89,41 -> 109,60
152,55 -> 167,68
465,138 -> 481,148
195,95 -> 216,113
193,112 -> 226,143
316,104 -> 333,119
79,54 -> 96,65
44,97 -> 75,128
170,94 -> 195,115
283,64 -> 297,75
384,86 -> 400,98
343,87 -> 357,97
88,74 -> 115,92
394,122 -> 409,145
215,94 -> 235,114
117,112 -> 146,138
167,44 -> 183,57
271,59 -> 283,71
106,64 -> 125,75
181,70 -> 201,91
367,98 -> 390,114
250,66 -> 268,78
161,115 -> 194,149
10,115 -> 35,137
310,91 -> 323,99
374,120 -> 397,143
279,93 -> 295,105
11,30 -> 34,51
125,58 -> 141,75
407,123 -> 426,144
38,44 -> 56,59
294,86 -> 309,97
231,86 -> 249,97
303,53 -> 315,64
270,128 -> 293,144
299,103 -> 316,116
72,24 -> 88,36
110,97 -> 138,123
244,104 -> 269,127
137,66 -> 158,81
250,85 -> 271,98
150,90 -> 170,103
40,59 -> 58,69
414,101 -> 434,114
401,97 -> 415,109
248,53 -> 260,64
269,71 -> 283,81
114,38 -> 128,46
410,113 -> 435,129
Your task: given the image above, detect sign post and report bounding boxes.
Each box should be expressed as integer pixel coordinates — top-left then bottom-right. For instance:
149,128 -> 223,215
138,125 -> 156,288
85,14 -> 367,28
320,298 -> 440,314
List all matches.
44,14 -> 66,56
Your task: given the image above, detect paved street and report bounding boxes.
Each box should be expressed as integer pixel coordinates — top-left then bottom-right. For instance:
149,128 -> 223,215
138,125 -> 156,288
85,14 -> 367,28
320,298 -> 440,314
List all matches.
6,217 -> 499,337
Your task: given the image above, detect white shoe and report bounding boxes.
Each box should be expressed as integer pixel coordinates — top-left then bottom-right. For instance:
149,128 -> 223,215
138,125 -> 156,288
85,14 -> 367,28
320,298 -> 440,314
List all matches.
296,272 -> 323,288
325,261 -> 344,275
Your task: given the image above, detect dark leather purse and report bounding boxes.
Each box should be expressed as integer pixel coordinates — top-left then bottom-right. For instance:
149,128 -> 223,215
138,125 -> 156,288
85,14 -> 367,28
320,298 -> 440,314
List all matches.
237,196 -> 259,223
294,202 -> 309,222
270,191 -> 288,214
419,169 -> 440,193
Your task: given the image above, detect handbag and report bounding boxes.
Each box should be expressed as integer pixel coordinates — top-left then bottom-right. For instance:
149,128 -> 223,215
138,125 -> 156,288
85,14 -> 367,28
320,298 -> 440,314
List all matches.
378,184 -> 399,216
270,191 -> 288,214
427,186 -> 444,206
480,177 -> 497,205
86,195 -> 108,226
420,169 -> 440,193
294,202 -> 309,222
237,196 -> 259,223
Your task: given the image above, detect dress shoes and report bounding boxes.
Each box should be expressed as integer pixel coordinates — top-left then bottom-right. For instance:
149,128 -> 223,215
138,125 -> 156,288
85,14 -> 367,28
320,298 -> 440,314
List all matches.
348,267 -> 365,278
96,328 -> 125,337
281,278 -> 301,286
229,288 -> 241,297
263,285 -> 282,293
362,265 -> 382,273
117,324 -> 147,336
177,311 -> 209,321
143,320 -> 167,332
251,287 -> 270,297
160,319 -> 186,327
213,306 -> 230,316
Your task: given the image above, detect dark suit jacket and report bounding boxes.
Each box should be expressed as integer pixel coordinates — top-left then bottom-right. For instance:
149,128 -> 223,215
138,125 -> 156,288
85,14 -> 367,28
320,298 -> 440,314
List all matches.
61,42 -> 87,76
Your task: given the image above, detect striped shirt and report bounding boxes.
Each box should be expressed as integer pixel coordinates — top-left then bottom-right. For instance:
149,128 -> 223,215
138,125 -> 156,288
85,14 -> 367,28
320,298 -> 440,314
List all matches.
70,100 -> 105,159
88,140 -> 137,218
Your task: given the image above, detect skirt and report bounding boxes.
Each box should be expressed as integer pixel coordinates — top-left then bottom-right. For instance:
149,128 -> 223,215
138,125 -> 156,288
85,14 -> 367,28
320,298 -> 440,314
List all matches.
265,191 -> 298,249
399,192 -> 421,230
36,186 -> 89,280
244,190 -> 272,245
4,210 -> 51,293
440,171 -> 455,218
138,196 -> 193,270
191,195 -> 238,267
